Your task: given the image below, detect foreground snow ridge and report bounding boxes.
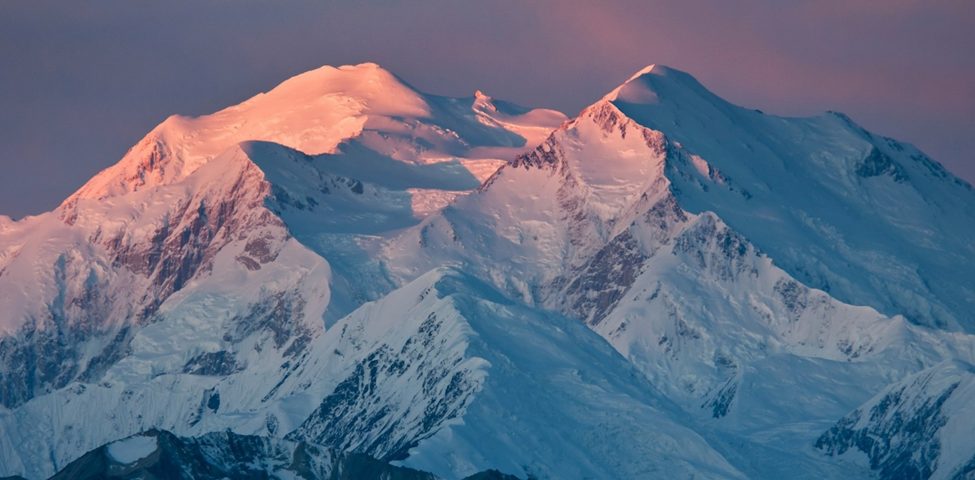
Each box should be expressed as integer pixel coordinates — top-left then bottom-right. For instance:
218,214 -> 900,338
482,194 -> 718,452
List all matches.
1,62 -> 974,480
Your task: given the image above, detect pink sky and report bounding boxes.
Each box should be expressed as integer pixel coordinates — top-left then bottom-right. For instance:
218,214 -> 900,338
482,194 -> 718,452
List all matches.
0,0 -> 972,218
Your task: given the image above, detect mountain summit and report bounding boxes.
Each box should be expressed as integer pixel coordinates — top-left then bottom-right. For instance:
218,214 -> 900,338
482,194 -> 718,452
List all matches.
2,63 -> 974,480
67,62 -> 565,203
603,63 -> 704,104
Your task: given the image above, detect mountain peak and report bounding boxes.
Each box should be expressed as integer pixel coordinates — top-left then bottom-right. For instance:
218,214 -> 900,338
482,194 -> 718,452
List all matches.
627,64 -> 670,79
342,61 -> 383,71
299,61 -> 397,82
603,64 -> 708,106
250,61 -> 421,111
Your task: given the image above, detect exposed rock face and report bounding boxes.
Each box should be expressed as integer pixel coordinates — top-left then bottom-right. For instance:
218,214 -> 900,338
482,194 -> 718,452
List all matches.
816,361 -> 975,480
564,229 -> 648,326
287,310 -> 480,462
856,147 -> 908,183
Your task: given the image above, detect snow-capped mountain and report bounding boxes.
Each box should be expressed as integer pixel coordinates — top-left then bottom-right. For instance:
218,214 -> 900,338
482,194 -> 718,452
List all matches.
1,62 -> 974,480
